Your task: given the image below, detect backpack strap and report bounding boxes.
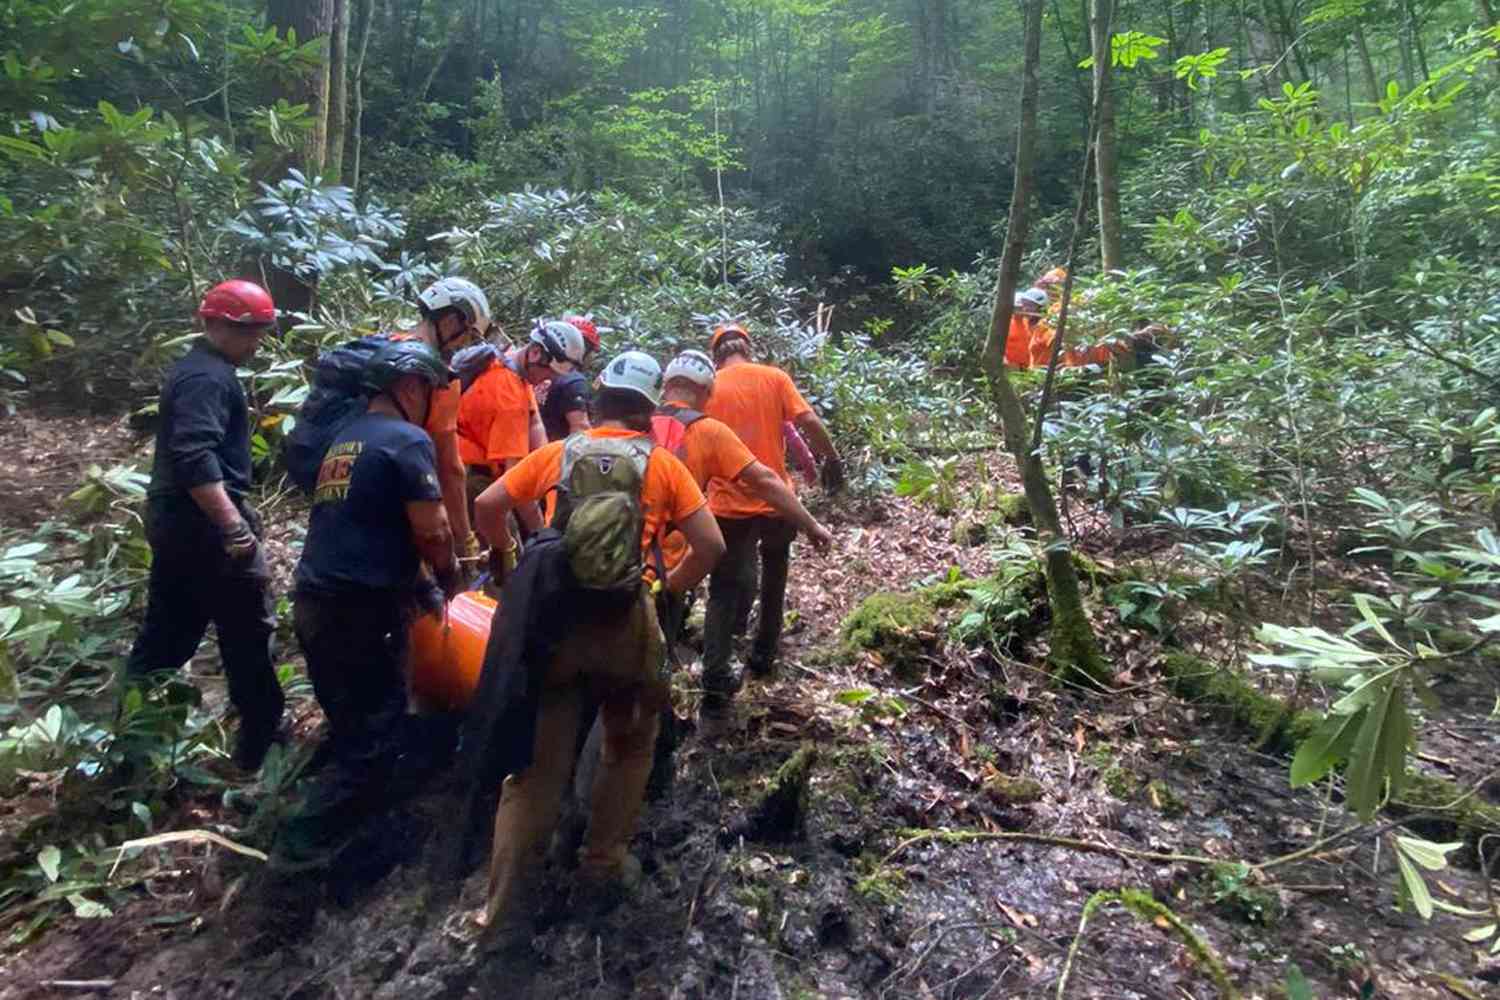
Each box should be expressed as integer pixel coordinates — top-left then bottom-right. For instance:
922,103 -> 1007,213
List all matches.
656,403 -> 706,428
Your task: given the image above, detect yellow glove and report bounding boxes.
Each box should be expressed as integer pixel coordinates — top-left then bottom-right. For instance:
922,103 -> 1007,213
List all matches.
460,531 -> 483,561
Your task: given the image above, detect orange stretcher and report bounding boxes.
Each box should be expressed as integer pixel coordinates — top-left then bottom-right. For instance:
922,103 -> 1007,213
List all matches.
408,590 -> 496,712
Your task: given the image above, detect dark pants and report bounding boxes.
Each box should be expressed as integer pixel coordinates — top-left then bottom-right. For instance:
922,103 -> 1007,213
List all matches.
280,593 -> 412,862
124,500 -> 282,737
703,514 -> 797,695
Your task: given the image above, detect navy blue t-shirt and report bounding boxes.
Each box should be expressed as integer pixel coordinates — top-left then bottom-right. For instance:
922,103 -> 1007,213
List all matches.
541,371 -> 591,442
294,412 -> 443,597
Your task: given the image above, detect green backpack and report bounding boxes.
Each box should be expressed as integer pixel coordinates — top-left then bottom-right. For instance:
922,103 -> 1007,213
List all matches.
552,434 -> 659,592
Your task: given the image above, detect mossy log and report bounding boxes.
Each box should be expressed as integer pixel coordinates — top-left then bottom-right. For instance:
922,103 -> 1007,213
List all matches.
731,744 -> 819,843
1160,653 -> 1500,851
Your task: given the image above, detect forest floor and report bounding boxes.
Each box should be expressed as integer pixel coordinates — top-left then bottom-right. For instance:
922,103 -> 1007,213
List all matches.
2,414 -> 1499,1000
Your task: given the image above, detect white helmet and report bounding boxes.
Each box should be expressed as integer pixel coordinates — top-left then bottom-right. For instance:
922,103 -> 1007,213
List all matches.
529,319 -> 587,373
418,277 -> 492,335
597,350 -> 663,406
1014,288 -> 1049,312
664,349 -> 715,389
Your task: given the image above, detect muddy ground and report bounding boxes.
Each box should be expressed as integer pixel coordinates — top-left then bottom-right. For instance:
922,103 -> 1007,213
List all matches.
2,418 -> 1499,1000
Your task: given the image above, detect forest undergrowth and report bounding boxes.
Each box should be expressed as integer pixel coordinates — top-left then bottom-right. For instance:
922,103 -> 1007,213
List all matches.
5,2 -> 1500,997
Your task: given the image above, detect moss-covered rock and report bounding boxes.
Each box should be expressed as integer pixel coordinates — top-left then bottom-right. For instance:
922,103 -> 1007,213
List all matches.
987,491 -> 1031,528
841,591 -> 939,677
983,772 -> 1045,804
1160,653 -> 1319,753
951,517 -> 989,547
1146,779 -> 1186,817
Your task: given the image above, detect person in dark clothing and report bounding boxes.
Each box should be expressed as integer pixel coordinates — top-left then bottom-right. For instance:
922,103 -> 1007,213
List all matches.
539,369 -> 592,442
124,279 -> 284,772
274,340 -> 464,869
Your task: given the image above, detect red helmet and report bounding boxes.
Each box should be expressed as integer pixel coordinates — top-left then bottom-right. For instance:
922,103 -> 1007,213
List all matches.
564,315 -> 600,355
198,280 -> 276,327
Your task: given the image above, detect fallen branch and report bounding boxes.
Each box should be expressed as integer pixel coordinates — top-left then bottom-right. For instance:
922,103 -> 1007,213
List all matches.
1056,889 -> 1238,1000
883,826 -> 1225,870
109,829 -> 268,878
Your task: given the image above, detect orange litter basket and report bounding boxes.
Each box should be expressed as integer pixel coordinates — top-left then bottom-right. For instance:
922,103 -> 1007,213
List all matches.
408,590 -> 496,712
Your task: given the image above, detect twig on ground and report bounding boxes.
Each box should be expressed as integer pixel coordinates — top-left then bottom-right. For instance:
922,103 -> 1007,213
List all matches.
883,827 -> 1224,870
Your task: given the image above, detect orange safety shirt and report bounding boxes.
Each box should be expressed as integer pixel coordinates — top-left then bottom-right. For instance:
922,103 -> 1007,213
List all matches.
456,361 -> 538,469
657,397 -> 758,568
703,362 -> 813,519
498,427 -> 707,561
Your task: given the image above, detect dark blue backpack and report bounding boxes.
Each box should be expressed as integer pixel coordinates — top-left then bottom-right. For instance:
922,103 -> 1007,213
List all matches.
283,335 -> 388,493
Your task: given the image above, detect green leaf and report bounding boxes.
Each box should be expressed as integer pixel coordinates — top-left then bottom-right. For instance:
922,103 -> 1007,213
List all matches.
1395,836 -> 1461,871
1461,923 -> 1496,943
834,688 -> 875,706
1344,679 -> 1394,819
0,605 -> 21,638
66,894 -> 112,919
1396,849 -> 1434,919
37,845 -> 61,883
1352,593 -> 1402,651
1284,965 -> 1314,1000
1380,689 -> 1411,798
1290,710 -> 1363,787
0,136 -> 47,161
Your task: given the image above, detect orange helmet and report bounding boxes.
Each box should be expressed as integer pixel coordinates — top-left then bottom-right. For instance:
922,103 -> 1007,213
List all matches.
1036,267 -> 1068,289
709,322 -> 751,355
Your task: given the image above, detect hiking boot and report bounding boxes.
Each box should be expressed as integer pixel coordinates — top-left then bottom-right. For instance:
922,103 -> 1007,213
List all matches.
572,853 -> 642,914
232,720 -> 288,773
746,653 -> 778,680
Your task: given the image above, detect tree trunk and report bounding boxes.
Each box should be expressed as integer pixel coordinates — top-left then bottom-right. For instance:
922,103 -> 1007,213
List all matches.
1353,21 -> 1379,103
980,0 -> 1109,688
267,0 -> 335,177
1089,0 -> 1122,274
351,0 -> 375,195
326,0 -> 350,182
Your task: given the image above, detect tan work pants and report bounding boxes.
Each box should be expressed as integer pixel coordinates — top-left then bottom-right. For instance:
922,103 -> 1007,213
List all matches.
481,586 -> 665,928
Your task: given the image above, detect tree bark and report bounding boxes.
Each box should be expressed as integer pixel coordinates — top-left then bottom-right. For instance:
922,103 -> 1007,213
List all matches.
1353,21 -> 1379,103
1089,0 -> 1122,274
980,0 -> 1109,688
326,0 -> 350,182
351,0 -> 375,195
267,0 -> 335,177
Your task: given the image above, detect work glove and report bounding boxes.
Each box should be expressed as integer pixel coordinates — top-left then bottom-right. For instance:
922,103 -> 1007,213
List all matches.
220,519 -> 258,563
819,455 -> 848,495
488,538 -> 520,590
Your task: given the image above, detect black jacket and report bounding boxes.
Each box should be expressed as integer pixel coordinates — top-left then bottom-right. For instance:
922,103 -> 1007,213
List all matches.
147,341 -> 252,509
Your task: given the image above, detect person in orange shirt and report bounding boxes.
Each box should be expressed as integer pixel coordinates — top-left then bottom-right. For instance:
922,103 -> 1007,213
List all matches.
700,323 -> 844,720
1006,288 -> 1050,368
389,277 -> 491,573
471,350 -> 725,933
654,350 -> 832,630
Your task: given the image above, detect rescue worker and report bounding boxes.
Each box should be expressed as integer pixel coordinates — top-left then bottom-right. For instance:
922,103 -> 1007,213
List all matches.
275,340 -> 463,867
655,349 -> 833,634
455,325 -> 550,535
700,323 -> 845,720
124,279 -> 285,772
471,351 -> 725,933
1008,288 -> 1051,368
563,314 -> 602,366
394,277 -> 493,576
539,318 -> 596,441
